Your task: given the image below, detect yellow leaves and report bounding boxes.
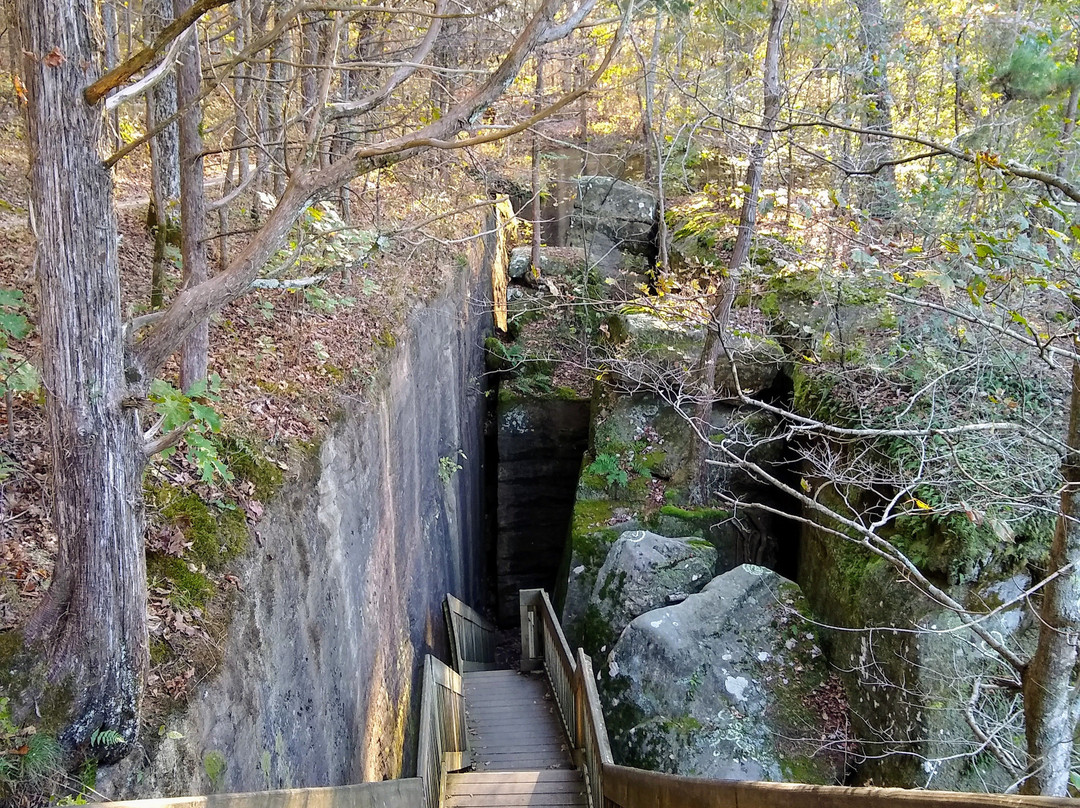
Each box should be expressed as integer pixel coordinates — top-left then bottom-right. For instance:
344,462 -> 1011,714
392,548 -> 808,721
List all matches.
911,498 -> 932,511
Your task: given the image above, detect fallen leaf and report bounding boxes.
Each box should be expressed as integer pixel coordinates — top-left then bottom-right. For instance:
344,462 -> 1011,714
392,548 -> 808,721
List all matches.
43,47 -> 65,67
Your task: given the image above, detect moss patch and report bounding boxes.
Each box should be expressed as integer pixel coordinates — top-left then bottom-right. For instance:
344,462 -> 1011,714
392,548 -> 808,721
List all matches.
147,483 -> 248,569
218,436 -> 285,502
146,555 -> 215,609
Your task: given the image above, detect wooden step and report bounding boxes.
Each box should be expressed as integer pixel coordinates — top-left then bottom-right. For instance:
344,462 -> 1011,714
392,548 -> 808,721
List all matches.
445,770 -> 587,808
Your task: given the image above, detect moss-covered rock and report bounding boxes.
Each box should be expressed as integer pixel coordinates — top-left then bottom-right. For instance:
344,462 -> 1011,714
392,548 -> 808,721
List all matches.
797,485 -> 1042,792
588,530 -> 716,646
507,246 -> 589,281
608,303 -> 787,395
600,565 -> 845,783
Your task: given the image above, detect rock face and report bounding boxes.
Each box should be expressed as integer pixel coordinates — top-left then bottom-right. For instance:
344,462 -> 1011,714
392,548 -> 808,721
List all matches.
560,393 -> 800,655
571,175 -> 658,256
799,517 -> 1037,792
601,565 -> 846,784
99,230 -> 494,798
496,397 -> 591,624
586,530 -> 717,648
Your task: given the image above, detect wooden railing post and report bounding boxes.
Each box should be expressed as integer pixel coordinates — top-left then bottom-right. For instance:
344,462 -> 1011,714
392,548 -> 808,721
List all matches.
416,654 -> 469,808
519,588 -> 544,672
574,660 -> 585,751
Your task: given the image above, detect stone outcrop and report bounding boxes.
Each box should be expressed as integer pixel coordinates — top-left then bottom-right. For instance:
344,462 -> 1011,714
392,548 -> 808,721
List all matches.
585,530 -> 716,649
507,245 -> 588,281
560,393 -> 799,655
608,309 -> 787,396
571,176 -> 658,257
799,516 -> 1037,792
600,565 -> 846,784
496,397 -> 591,624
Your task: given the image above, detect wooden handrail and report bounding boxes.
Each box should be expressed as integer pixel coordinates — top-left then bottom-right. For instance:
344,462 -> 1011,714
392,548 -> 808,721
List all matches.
444,593 -> 497,672
82,781 -> 423,808
600,765 -> 1079,807
416,655 -> 470,808
575,649 -> 612,808
519,588 -> 1075,808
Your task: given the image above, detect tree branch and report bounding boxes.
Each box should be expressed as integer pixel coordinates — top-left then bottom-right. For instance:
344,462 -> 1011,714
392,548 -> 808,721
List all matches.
144,419 -> 194,457
328,0 -> 448,120
104,30 -> 189,112
130,0 -> 616,379
786,115 -> 1080,204
537,0 -> 599,44
85,0 -> 231,105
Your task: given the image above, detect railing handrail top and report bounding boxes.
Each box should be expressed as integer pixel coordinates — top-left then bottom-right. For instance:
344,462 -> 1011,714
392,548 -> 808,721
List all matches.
445,592 -> 498,634
537,589 -> 577,674
603,763 -> 1079,806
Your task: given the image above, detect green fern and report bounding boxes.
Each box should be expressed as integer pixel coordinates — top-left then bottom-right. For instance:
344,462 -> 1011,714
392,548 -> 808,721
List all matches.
89,729 -> 124,749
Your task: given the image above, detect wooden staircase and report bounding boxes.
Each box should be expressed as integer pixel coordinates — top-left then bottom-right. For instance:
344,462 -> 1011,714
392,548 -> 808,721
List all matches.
445,669 -> 586,807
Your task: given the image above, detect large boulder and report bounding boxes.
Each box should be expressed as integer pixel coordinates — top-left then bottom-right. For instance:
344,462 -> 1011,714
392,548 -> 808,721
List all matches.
600,565 -> 847,784
586,531 -> 716,651
608,309 -> 787,396
559,393 -> 799,654
571,176 -> 658,256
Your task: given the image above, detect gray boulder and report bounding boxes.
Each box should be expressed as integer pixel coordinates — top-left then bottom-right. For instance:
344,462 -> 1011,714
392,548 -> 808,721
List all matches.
507,245 -> 589,282
611,310 -> 786,395
601,565 -> 846,784
571,176 -> 658,256
589,531 -> 716,647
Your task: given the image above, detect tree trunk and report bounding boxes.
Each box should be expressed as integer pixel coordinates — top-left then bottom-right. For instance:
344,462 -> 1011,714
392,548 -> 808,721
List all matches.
640,9 -> 662,186
643,10 -> 668,271
100,0 -> 121,151
1021,351 -> 1080,796
531,48 -> 544,276
688,0 -> 788,505
177,0 -> 209,391
1054,37 -> 1080,180
15,0 -> 146,754
266,3 -> 288,198
854,0 -> 897,217
145,0 -> 181,311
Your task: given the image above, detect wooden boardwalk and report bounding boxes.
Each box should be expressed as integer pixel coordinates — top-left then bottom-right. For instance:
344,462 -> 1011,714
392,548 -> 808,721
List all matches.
444,669 -> 586,808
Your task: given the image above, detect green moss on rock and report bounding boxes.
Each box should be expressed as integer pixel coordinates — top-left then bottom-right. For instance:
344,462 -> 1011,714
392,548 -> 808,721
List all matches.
219,437 -> 284,501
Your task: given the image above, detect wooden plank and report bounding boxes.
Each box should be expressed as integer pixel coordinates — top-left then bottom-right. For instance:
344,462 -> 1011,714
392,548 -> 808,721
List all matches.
467,706 -> 559,719
474,757 -> 574,769
601,764 -> 1080,808
465,682 -> 549,694
445,795 -> 586,807
470,742 -> 570,753
447,778 -> 583,794
461,661 -> 500,672
449,772 -> 581,785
